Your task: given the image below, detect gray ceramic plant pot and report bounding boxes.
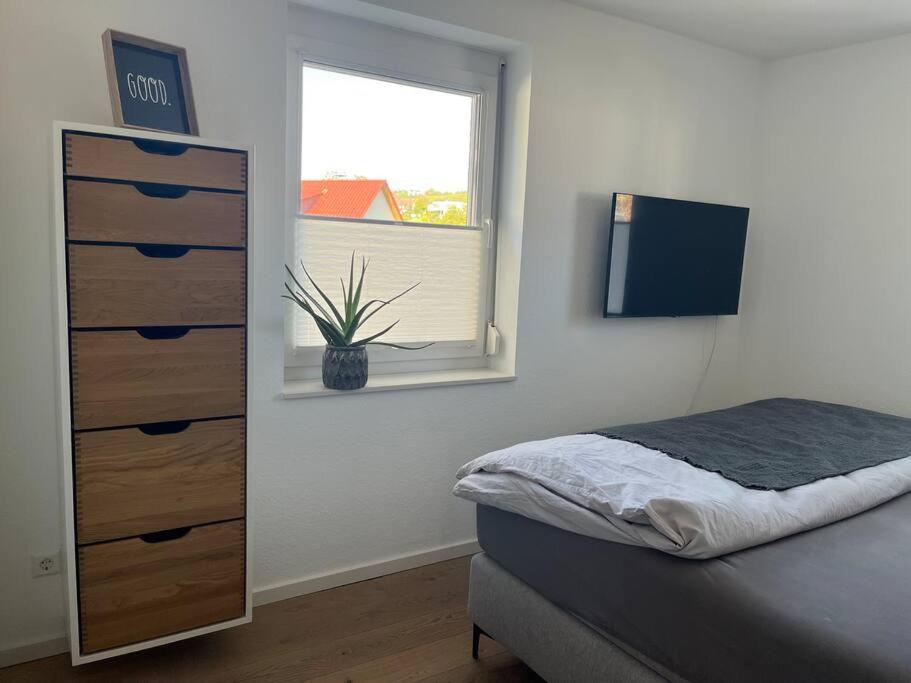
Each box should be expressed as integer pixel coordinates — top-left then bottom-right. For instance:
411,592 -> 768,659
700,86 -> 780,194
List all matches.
322,345 -> 368,390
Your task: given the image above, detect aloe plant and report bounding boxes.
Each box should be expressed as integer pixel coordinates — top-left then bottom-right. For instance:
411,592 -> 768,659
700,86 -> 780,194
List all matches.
283,252 -> 431,350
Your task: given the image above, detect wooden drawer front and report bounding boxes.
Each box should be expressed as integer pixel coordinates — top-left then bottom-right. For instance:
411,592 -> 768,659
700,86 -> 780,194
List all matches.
68,245 -> 245,328
75,419 -> 245,544
67,179 -> 246,247
65,133 -> 246,191
78,520 -> 245,654
72,328 -> 245,430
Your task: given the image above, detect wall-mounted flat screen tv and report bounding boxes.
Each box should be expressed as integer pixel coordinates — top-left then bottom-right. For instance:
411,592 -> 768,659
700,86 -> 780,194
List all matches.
604,193 -> 749,317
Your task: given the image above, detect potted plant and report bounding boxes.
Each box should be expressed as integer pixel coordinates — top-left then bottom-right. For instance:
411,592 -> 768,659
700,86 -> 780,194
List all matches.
284,252 -> 430,390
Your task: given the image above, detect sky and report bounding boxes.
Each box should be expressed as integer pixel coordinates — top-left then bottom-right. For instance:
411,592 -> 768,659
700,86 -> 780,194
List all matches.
300,66 -> 473,193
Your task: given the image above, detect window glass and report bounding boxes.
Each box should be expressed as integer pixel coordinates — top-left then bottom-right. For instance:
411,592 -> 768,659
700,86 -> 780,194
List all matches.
300,66 -> 475,226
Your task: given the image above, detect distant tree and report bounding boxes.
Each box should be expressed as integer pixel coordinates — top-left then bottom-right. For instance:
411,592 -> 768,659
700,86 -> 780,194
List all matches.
389,188 -> 469,225
440,205 -> 467,226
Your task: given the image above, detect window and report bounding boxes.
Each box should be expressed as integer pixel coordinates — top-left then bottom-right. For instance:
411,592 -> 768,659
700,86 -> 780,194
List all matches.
286,28 -> 502,378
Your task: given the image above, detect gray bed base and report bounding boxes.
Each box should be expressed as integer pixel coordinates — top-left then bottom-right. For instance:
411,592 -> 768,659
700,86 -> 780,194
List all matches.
468,553 -> 681,683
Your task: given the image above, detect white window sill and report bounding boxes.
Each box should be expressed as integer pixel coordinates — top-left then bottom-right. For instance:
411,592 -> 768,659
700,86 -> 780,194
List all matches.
282,368 -> 515,399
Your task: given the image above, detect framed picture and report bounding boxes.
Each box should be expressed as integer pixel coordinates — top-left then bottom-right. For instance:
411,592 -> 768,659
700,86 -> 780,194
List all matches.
102,29 -> 199,135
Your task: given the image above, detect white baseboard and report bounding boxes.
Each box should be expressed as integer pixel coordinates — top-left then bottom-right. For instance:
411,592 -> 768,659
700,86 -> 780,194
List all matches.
0,539 -> 481,669
253,538 -> 481,606
0,636 -> 69,670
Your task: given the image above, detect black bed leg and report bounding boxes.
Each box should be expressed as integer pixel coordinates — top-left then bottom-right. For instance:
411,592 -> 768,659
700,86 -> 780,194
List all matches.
472,623 -> 488,660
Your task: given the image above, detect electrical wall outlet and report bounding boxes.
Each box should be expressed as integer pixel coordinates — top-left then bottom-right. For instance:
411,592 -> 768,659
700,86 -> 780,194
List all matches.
31,552 -> 61,578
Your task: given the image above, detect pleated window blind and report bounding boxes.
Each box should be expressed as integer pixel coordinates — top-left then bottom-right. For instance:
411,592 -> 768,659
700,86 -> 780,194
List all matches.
293,219 -> 483,347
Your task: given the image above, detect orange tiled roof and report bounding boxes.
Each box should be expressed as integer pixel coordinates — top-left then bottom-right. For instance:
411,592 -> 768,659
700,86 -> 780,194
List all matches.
300,179 -> 402,220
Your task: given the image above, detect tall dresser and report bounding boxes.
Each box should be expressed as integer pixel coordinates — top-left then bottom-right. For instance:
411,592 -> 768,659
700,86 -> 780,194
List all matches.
52,122 -> 252,665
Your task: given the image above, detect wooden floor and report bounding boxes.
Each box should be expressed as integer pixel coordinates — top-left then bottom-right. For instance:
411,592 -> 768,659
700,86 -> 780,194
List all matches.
0,557 -> 541,682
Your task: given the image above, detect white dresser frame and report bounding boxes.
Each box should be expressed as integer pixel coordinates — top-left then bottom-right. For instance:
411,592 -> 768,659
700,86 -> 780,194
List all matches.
51,121 -> 254,665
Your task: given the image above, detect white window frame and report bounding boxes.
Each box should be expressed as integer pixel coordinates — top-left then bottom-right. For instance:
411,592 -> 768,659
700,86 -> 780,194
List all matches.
285,30 -> 501,379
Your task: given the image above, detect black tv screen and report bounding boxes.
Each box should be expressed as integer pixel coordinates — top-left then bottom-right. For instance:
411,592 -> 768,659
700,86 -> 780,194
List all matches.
603,193 -> 749,317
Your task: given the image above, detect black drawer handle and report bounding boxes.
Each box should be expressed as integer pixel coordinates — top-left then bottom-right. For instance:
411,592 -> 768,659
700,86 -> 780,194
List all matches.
132,139 -> 189,156
140,527 -> 191,544
135,245 -> 190,258
137,326 -> 190,340
133,182 -> 190,199
138,420 -> 192,436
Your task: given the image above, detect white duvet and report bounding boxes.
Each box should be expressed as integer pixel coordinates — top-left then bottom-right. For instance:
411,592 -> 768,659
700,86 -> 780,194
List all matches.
453,434 -> 911,559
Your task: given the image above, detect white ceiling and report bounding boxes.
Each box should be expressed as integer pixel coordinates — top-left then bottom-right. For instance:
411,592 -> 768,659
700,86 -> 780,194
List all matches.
564,0 -> 911,59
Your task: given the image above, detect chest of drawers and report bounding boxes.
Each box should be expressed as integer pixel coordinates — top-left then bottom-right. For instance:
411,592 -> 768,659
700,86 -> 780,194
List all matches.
53,122 -> 252,664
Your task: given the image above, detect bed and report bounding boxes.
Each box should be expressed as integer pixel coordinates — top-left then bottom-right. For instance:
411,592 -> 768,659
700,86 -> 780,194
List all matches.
455,399 -> 911,682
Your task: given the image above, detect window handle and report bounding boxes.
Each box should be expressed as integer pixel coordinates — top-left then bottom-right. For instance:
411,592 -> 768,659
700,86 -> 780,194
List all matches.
485,322 -> 501,357
484,218 -> 495,249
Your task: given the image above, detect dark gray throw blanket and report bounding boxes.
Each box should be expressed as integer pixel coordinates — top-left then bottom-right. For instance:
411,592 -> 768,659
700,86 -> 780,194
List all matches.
594,398 -> 911,490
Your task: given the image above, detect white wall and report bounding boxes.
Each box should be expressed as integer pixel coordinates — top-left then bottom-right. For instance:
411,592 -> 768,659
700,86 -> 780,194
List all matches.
262,0 -> 759,599
0,0 -> 761,656
741,33 -> 911,415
